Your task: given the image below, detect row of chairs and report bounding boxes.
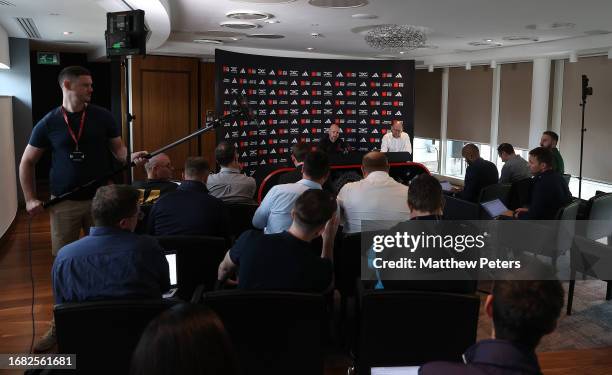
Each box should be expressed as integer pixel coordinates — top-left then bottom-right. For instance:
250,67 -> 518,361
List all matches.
52,288 -> 480,375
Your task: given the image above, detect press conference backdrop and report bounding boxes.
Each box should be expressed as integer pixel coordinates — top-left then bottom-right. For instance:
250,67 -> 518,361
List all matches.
215,50 -> 415,175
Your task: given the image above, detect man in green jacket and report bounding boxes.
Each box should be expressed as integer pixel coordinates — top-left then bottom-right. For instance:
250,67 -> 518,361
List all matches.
540,130 -> 564,174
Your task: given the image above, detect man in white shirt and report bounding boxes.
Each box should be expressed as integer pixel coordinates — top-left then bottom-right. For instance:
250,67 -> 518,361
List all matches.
380,120 -> 412,153
337,151 -> 410,233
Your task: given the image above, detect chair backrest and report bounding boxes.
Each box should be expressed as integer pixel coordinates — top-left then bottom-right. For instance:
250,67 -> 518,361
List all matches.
357,290 -> 480,373
226,203 -> 259,239
562,174 -> 571,186
54,299 -> 177,375
335,231 -> 376,297
585,193 -> 612,240
478,183 -> 512,206
443,195 -> 480,220
554,199 -> 581,255
202,290 -> 326,375
507,178 -> 533,210
571,235 -> 612,279
156,235 -> 228,299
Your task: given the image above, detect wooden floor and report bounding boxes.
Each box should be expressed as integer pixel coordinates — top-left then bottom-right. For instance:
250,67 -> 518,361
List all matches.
2,210 -> 612,374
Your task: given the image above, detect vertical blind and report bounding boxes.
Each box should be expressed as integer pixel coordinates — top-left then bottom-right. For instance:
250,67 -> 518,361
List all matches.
414,69 -> 442,139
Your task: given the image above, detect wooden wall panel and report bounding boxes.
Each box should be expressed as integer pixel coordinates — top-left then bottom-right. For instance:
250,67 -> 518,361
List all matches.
131,55 -> 199,180
200,62 -> 217,170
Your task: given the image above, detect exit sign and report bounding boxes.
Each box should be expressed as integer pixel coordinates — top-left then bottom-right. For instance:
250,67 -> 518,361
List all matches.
37,52 -> 60,65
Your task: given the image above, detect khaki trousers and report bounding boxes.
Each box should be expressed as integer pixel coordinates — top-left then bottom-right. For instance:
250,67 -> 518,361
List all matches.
49,199 -> 93,256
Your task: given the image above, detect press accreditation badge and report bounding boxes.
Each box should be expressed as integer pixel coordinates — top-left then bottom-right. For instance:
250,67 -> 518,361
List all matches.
69,151 -> 86,162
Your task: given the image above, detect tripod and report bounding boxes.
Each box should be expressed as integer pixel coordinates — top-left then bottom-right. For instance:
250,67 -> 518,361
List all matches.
578,74 -> 593,199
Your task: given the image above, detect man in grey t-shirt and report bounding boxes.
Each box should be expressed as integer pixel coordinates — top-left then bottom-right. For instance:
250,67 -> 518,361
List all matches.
207,142 -> 256,204
497,143 -> 531,183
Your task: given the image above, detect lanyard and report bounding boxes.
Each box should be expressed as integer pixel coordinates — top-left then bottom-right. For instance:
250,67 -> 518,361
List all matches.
61,106 -> 87,151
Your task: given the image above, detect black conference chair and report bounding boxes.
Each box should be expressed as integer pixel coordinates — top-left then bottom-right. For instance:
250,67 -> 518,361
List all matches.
156,235 -> 228,300
225,203 -> 259,239
355,289 -> 480,374
562,174 -> 572,186
507,178 -> 533,211
442,195 -> 480,220
478,183 -> 512,206
54,299 -> 177,375
200,290 -> 327,375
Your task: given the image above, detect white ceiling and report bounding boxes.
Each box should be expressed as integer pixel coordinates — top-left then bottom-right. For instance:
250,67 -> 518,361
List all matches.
2,0 -> 612,66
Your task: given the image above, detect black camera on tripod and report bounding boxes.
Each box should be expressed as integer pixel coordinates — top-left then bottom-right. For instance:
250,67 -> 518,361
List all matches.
582,74 -> 593,101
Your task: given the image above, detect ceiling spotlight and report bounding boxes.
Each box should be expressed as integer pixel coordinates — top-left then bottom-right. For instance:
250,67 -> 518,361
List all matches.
465,62 -> 472,70
399,51 -> 405,54
226,10 -> 273,21
569,52 -> 578,63
265,20 -> 280,24
63,31 -> 73,35
490,60 -> 497,69
220,21 -> 260,30
230,37 -> 239,41
307,47 -> 315,50
311,32 -> 323,38
484,39 -> 493,42
428,64 -> 434,72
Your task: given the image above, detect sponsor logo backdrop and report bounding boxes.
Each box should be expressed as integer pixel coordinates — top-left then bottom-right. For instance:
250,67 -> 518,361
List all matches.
215,49 -> 415,175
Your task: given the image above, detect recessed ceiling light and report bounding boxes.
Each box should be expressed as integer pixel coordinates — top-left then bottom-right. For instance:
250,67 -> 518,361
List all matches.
399,51 -> 405,54
265,19 -> 280,24
307,47 -> 314,50
352,13 -> 378,19
246,34 -> 285,39
309,0 -> 368,8
63,31 -> 73,35
193,39 -> 224,45
226,10 -> 273,21
220,21 -> 261,30
230,37 -> 239,41
49,13 -> 60,16
484,39 -> 493,42
310,32 -> 323,38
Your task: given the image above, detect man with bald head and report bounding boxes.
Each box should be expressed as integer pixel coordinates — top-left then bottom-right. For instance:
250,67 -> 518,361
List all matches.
380,120 -> 412,153
457,144 -> 498,202
132,153 -> 178,203
337,151 -> 410,233
318,123 -> 348,154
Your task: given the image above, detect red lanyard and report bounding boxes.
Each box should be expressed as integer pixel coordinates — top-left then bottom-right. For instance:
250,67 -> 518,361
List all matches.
61,106 -> 87,151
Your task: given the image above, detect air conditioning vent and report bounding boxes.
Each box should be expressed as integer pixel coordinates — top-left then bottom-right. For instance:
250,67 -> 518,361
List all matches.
0,1 -> 16,6
14,17 -> 41,39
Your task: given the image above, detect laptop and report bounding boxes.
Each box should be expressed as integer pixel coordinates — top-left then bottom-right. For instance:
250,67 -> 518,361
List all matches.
371,366 -> 420,375
162,253 -> 178,298
481,198 -> 510,218
440,181 -> 454,192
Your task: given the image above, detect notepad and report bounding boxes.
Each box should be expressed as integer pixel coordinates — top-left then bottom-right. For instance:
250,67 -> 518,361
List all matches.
371,366 -> 420,375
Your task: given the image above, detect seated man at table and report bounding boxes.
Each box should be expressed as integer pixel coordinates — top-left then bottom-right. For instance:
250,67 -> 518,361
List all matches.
318,123 -> 348,155
420,277 -> 564,374
52,184 -> 170,304
278,142 -> 310,185
218,189 -> 338,292
498,143 -> 531,184
207,141 -> 256,204
337,151 -> 410,233
132,153 -> 178,204
380,120 -> 412,153
456,143 -> 499,202
252,150 -> 330,234
511,147 -> 571,220
148,157 -> 229,236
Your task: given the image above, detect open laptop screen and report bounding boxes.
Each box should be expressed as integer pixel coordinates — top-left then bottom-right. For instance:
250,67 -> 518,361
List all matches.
371,366 -> 420,375
481,198 -> 509,218
165,253 -> 177,286
440,181 -> 453,192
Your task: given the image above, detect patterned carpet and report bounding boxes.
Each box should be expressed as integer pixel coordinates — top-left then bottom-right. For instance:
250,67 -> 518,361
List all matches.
476,280 -> 612,352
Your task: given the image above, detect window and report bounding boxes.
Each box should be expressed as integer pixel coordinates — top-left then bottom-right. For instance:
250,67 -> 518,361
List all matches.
445,139 -> 491,178
568,177 -> 612,200
495,147 -> 529,176
413,137 -> 440,173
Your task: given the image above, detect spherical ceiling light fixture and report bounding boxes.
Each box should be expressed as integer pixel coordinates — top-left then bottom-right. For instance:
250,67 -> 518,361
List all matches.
364,24 -> 427,51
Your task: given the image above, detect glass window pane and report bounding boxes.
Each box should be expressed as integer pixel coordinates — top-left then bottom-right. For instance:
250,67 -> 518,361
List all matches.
445,139 -> 491,179
413,137 -> 440,173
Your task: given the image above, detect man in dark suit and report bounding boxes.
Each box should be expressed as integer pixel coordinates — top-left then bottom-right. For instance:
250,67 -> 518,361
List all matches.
278,142 -> 310,185
420,277 -> 564,374
148,157 -> 229,237
318,124 -> 348,155
513,147 -> 572,220
456,143 -> 499,202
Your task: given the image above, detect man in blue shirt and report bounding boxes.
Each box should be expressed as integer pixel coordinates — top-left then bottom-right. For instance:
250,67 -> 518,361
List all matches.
53,184 -> 170,304
218,189 -> 339,292
148,157 -> 229,237
513,147 -> 572,220
252,150 -> 330,234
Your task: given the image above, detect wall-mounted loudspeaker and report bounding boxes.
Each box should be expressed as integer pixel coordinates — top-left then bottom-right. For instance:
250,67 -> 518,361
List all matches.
105,10 -> 147,58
